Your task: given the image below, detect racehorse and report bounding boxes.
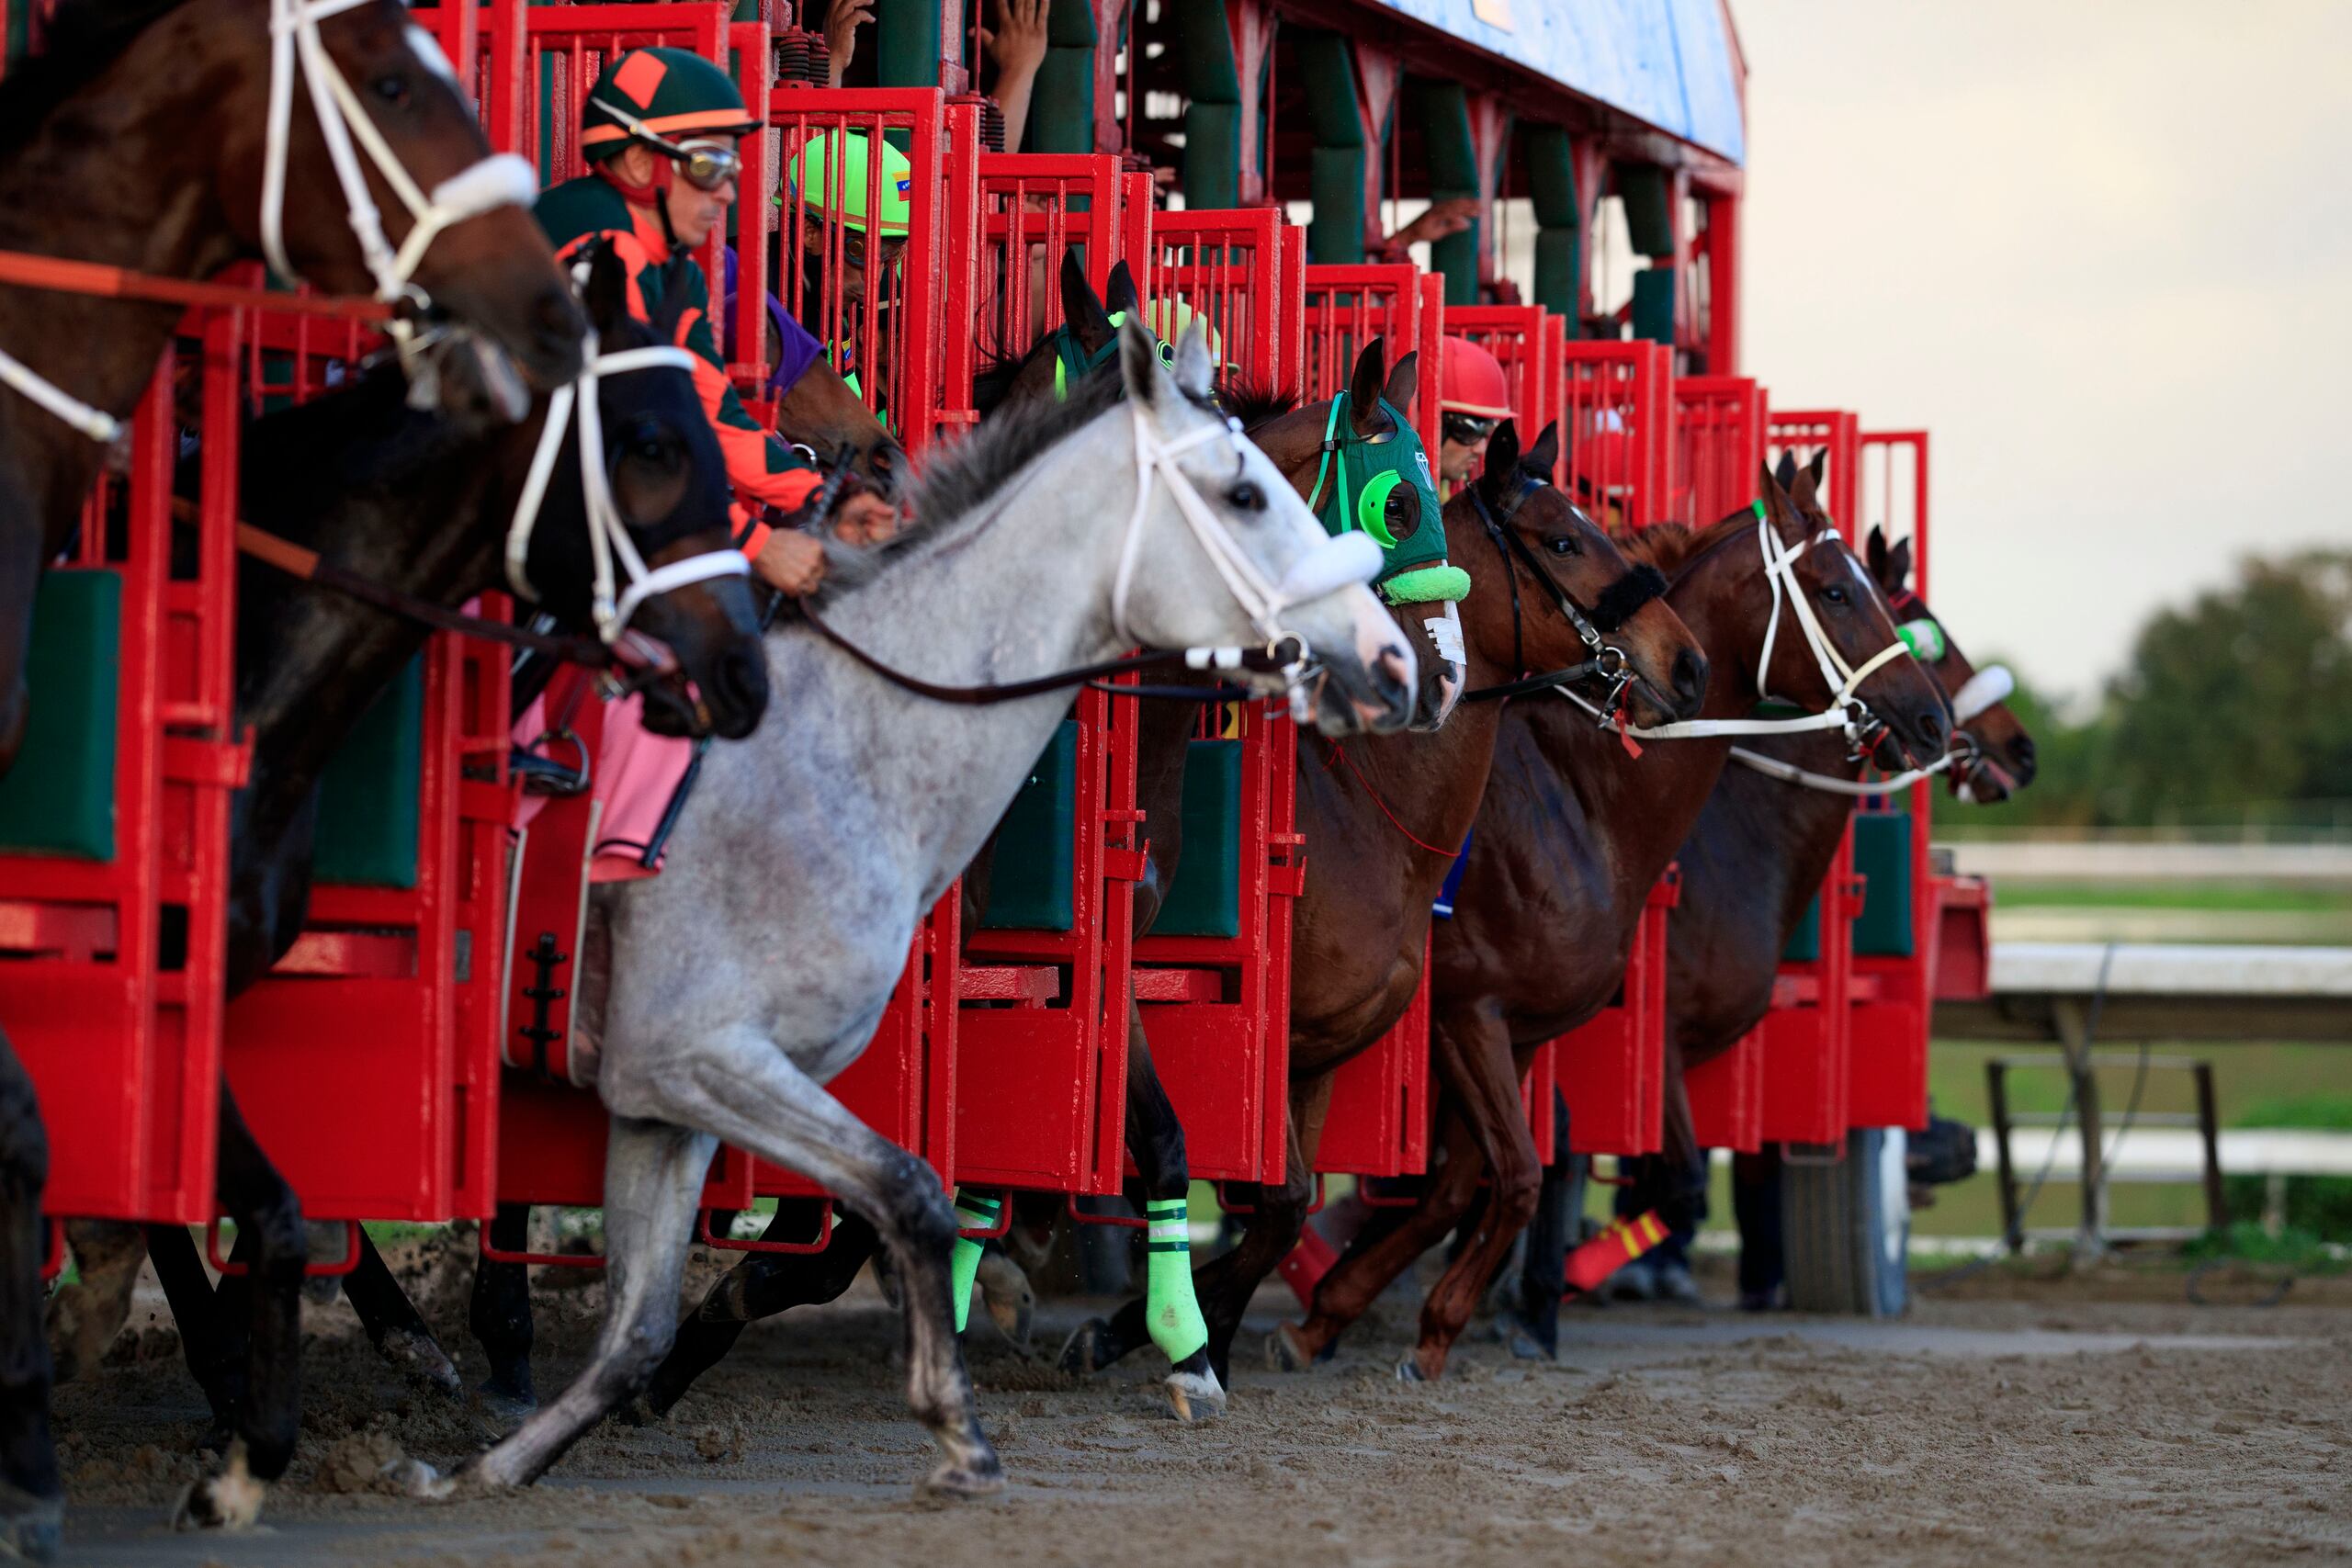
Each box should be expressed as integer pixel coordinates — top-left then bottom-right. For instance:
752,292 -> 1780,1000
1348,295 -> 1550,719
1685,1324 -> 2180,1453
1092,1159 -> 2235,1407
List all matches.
0,0 -> 581,1549
1503,463 -> 2036,1345
1062,414 -> 1711,1387
46,243 -> 767,1531
417,319 -> 1415,1501
632,330 -> 1469,1427
1275,459 -> 1953,1380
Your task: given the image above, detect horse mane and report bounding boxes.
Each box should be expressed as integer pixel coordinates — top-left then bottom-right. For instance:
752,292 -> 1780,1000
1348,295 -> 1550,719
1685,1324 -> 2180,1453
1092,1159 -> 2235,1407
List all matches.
1218,378 -> 1297,431
1611,505 -> 1754,576
0,0 -> 198,157
969,323 -> 1053,419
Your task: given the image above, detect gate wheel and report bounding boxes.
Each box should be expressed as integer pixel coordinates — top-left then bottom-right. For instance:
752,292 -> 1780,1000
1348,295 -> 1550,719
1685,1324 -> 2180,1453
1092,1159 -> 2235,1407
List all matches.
1781,1127 -> 1909,1316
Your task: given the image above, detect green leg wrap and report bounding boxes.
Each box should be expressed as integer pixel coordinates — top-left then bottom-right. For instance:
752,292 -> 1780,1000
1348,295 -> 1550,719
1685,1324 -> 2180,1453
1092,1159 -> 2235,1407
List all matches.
1144,1198 -> 1209,1365
949,1191 -> 1000,1335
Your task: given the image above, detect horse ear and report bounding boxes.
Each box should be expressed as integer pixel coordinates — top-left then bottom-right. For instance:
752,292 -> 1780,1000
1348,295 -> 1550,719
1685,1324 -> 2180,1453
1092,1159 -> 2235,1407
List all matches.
1806,447 -> 1828,489
1522,420 -> 1560,481
1104,259 -> 1140,318
1772,449 -> 1798,491
1381,350 -> 1419,417
1789,460 -> 1825,530
1348,339 -> 1386,434
1116,314 -> 1163,410
1757,460 -> 1803,538
1480,418 -> 1522,500
582,239 -> 628,335
1171,317 -> 1216,401
1060,250 -> 1115,355
1887,536 -> 1914,591
1865,525 -> 1890,582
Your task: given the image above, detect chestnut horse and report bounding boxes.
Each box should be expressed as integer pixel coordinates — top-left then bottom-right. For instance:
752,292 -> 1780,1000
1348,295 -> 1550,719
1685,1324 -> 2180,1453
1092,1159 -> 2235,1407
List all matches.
1272,460 -> 1951,1379
1065,416 -> 1709,1386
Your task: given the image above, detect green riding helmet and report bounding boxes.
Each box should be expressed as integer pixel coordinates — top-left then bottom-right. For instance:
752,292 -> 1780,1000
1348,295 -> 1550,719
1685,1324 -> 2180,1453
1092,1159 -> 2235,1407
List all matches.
1306,390 -> 1464,604
581,47 -> 759,161
779,129 -> 913,235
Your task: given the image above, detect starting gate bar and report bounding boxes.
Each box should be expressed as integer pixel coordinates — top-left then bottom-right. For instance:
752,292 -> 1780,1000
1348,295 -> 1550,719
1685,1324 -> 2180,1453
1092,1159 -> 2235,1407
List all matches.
972,151 -> 1148,373
0,330 -> 246,1224
1672,376 -> 1767,526
1687,1029 -> 1766,1154
1142,208 -> 1301,400
1556,340 -> 1675,530
1300,265 -> 1445,456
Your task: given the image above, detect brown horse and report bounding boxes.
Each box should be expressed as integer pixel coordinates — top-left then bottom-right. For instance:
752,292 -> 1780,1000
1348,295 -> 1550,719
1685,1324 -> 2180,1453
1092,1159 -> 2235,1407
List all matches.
1272,460 -> 1953,1380
1065,415 -> 1709,1385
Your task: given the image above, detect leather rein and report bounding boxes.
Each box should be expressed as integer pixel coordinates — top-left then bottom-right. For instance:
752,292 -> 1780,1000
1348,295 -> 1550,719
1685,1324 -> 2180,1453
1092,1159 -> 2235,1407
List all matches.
1458,471 -> 1666,708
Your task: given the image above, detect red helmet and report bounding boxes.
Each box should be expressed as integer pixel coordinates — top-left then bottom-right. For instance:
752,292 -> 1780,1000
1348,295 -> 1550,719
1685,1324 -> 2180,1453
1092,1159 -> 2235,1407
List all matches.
1439,336 -> 1513,421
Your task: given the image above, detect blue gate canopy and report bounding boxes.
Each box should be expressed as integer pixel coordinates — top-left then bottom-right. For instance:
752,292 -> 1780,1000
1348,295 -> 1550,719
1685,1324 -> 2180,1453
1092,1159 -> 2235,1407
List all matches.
1371,0 -> 1745,164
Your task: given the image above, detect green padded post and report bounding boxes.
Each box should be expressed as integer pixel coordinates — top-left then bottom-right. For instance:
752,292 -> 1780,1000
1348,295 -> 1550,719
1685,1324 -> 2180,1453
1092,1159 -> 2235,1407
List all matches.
875,0 -> 951,89
1850,810 -> 1917,957
1172,0 -> 1241,211
1030,0 -> 1103,153
1295,31 -> 1365,265
1419,82 -> 1479,306
312,656 -> 425,889
1151,740 -> 1243,938
1632,265 -> 1676,346
977,720 -> 1079,931
0,572 -> 120,862
1526,124 -> 1580,327
1781,890 -> 1823,964
1614,162 -> 1674,257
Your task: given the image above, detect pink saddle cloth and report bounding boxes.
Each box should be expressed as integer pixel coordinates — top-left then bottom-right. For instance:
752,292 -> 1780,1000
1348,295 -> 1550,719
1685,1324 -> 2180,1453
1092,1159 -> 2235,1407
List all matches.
511,691 -> 695,883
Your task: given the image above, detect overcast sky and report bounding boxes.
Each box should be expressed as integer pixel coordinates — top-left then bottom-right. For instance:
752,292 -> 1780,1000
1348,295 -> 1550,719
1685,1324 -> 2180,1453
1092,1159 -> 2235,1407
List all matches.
1728,0 -> 2352,703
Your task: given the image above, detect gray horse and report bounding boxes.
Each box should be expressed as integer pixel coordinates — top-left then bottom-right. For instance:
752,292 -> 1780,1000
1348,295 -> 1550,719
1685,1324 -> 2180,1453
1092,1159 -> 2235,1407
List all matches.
440,321 -> 1417,1500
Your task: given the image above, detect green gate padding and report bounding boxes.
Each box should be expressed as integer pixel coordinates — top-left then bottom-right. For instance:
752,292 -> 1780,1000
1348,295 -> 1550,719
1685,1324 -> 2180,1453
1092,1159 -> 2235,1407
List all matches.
977,720 -> 1078,931
1781,890 -> 1822,964
1151,739 -> 1243,939
1849,810 -> 1916,957
0,571 -> 120,862
312,656 -> 424,888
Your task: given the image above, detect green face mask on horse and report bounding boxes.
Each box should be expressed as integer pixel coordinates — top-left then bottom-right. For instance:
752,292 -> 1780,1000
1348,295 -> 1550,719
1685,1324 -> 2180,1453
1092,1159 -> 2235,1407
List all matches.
1305,390 -> 1466,605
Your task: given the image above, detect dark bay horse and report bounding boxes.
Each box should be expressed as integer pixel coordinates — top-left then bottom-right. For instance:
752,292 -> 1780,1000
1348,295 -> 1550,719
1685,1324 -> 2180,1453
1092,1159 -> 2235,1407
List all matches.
51,243 -> 765,1530
1278,462 -> 1952,1379
0,0 -> 580,1548
1067,417 -> 1709,1386
1502,465 -> 2037,1341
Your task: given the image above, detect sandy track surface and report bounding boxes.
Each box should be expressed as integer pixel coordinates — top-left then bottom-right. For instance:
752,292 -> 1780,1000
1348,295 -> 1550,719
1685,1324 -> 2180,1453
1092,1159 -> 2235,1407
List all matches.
51,1249 -> 2352,1567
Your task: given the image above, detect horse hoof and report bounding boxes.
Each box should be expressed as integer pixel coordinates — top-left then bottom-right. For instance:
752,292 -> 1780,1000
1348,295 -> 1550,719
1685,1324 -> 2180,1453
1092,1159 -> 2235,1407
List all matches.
1394,1356 -> 1431,1384
0,1497 -> 62,1562
1164,1368 -> 1226,1423
1492,1312 -> 1556,1362
1057,1319 -> 1109,1376
381,1457 -> 455,1501
171,1446 -> 266,1532
474,1381 -> 537,1432
1264,1323 -> 1316,1374
976,1251 -> 1035,1352
379,1327 -> 463,1398
914,1452 -> 1006,1503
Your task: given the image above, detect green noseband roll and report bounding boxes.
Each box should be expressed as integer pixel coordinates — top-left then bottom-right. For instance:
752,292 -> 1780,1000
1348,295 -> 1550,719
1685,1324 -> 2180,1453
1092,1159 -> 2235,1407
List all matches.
1380,564 -> 1472,604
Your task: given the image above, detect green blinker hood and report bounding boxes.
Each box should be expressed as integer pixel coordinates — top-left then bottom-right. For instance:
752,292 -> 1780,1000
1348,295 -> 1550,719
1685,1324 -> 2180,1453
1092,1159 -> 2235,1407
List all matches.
1306,391 -> 1466,604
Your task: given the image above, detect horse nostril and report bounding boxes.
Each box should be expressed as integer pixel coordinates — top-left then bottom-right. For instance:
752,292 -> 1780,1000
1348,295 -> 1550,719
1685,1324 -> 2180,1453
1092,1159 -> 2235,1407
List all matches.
709,646 -> 771,737
1672,648 -> 1708,710
1917,710 -> 1946,750
1374,645 -> 1412,701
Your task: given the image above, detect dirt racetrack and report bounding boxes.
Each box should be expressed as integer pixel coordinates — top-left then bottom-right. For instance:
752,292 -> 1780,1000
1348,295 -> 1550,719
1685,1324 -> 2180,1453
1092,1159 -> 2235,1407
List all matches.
52,1244 -> 2352,1567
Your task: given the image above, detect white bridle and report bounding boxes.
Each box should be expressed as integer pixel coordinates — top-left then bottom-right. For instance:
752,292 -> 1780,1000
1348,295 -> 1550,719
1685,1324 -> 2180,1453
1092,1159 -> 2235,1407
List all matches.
0,2 -> 535,446
1565,503 -> 1915,750
1113,404 -> 1382,705
504,337 -> 752,646
1726,651 -> 2016,796
262,0 -> 537,351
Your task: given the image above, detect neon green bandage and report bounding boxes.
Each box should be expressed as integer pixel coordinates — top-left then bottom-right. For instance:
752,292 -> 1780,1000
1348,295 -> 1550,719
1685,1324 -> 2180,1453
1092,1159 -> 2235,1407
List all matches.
1380,564 -> 1473,604
1143,1198 -> 1209,1365
949,1190 -> 999,1335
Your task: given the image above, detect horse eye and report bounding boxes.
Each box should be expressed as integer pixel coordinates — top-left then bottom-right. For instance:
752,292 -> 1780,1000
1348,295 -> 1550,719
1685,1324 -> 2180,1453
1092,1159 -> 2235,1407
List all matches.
372,73 -> 411,106
1821,584 -> 1848,605
1546,534 -> 1580,557
1227,479 -> 1264,512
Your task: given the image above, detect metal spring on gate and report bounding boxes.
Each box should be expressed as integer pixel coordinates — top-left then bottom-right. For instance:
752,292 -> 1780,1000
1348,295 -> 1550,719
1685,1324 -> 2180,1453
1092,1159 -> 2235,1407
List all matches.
949,92 -> 1006,152
773,28 -> 830,87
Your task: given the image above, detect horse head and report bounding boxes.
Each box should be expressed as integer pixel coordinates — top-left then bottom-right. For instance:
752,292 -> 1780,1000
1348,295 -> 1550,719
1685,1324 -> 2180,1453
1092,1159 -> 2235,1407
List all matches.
1864,525 -> 2035,801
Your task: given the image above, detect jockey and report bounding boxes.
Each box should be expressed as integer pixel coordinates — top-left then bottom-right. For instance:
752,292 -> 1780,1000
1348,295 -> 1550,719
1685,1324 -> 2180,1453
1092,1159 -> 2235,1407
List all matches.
1434,335 -> 1513,493
536,46 -> 895,596
778,129 -> 911,404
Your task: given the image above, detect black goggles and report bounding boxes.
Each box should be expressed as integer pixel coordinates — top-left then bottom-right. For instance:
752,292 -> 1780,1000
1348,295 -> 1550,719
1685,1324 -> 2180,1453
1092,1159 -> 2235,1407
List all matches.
1443,412 -> 1500,446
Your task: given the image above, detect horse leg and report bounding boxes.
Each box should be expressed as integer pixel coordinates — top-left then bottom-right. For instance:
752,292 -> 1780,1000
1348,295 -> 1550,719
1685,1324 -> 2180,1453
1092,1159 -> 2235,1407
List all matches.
457,1120 -> 713,1490
47,1220 -> 145,1386
143,1225 -> 232,1447
597,1027 -> 997,1497
468,1203 -> 538,1422
634,1201 -> 879,1420
1502,1089 -> 1577,1359
334,1231 -> 461,1397
173,1086 -> 304,1531
1406,1023 -> 1544,1381
0,1033 -> 59,1562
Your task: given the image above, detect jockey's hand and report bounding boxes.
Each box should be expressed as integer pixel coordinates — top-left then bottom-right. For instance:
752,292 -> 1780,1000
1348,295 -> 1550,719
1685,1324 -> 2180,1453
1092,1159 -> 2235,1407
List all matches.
823,0 -> 875,85
831,490 -> 900,547
752,528 -> 828,596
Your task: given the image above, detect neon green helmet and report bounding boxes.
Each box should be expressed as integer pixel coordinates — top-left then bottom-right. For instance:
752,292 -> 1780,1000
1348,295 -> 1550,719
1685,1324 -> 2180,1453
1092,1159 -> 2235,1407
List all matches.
581,48 -> 758,162
781,130 -> 912,235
